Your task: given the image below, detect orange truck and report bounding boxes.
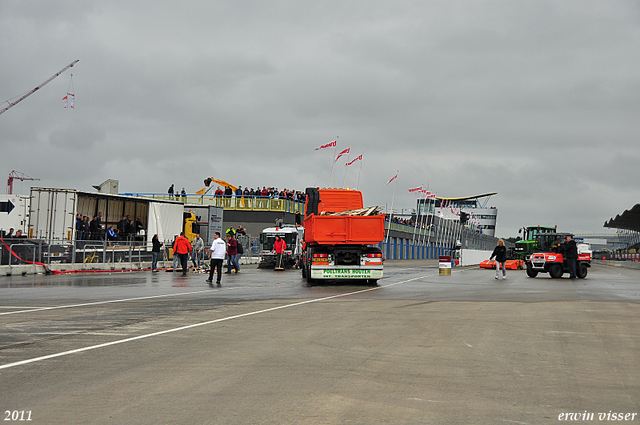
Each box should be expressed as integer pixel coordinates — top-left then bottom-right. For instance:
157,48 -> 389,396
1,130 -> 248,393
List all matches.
301,187 -> 385,285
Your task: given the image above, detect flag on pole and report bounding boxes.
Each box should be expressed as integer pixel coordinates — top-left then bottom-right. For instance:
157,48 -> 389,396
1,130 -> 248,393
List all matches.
335,147 -> 350,162
345,154 -> 362,166
421,189 -> 434,199
62,95 -> 68,108
386,173 -> 398,185
408,186 -> 422,193
315,140 -> 337,150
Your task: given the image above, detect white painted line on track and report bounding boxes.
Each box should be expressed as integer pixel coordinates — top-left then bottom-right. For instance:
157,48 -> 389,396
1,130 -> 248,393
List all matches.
0,288 -> 234,316
0,274 -> 433,370
0,306 -> 50,309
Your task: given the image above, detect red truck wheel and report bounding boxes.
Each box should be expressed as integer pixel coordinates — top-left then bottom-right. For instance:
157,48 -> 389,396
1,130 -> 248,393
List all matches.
576,264 -> 588,279
549,264 -> 563,279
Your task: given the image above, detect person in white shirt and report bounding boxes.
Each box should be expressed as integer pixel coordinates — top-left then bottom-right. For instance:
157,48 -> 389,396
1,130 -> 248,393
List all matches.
206,232 -> 226,286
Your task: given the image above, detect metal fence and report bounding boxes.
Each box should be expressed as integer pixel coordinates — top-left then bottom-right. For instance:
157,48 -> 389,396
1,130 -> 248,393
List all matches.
122,193 -> 305,214
0,237 -> 161,269
0,233 -> 266,272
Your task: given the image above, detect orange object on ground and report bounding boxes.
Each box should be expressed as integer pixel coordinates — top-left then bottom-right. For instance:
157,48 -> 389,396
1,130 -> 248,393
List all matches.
480,259 -> 496,269
480,259 -> 522,269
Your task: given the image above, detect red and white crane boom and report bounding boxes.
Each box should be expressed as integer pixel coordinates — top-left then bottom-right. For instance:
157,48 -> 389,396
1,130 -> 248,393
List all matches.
7,171 -> 40,195
0,59 -> 79,116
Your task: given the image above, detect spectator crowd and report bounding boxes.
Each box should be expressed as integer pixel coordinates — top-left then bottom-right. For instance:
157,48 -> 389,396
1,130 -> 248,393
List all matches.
168,183 -> 307,202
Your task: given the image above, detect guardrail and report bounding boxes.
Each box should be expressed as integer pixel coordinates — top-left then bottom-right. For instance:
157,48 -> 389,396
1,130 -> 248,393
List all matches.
7,243 -> 38,275
0,238 -> 157,269
122,193 -> 306,214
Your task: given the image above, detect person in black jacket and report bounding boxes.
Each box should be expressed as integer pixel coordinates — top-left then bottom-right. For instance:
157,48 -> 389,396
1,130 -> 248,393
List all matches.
89,216 -> 100,240
151,234 -> 163,272
564,236 -> 578,279
490,239 -> 508,280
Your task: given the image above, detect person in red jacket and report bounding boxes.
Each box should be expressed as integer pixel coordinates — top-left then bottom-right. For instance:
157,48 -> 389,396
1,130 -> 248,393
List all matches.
272,235 -> 287,270
225,234 -> 240,274
273,235 -> 287,254
173,232 -> 192,276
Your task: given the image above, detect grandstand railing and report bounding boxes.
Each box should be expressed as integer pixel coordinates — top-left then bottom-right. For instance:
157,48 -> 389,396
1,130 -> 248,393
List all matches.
122,193 -> 306,215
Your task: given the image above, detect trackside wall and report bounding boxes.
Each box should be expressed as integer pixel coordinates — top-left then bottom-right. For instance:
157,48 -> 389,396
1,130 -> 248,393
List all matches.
460,249 -> 493,266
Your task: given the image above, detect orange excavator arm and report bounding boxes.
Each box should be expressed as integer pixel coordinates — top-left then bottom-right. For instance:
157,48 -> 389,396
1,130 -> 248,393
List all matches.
196,178 -> 238,195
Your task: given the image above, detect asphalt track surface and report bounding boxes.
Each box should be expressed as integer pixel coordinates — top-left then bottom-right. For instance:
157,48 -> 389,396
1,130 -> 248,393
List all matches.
0,261 -> 638,424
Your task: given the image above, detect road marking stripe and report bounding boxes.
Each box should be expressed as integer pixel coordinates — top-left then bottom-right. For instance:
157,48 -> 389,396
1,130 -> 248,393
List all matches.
0,275 -> 431,370
0,306 -> 50,309
0,288 -> 235,316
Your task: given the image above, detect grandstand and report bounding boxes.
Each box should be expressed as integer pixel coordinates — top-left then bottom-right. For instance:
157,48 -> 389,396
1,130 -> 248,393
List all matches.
417,193 -> 498,237
602,203 -> 640,254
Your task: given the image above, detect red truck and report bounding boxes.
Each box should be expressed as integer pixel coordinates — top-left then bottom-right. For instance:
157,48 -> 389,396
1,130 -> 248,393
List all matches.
301,187 -> 385,285
524,232 -> 591,279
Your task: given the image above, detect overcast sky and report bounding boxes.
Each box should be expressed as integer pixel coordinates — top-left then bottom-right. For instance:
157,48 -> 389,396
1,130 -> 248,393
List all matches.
2,1 -> 639,238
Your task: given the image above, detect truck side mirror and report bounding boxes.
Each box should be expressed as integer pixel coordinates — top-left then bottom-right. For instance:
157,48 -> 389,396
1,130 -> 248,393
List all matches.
305,187 -> 320,216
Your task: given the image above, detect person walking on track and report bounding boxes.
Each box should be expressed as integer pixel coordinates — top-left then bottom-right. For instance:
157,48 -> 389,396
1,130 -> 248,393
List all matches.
490,239 -> 507,280
207,232 -> 226,286
173,232 -> 192,276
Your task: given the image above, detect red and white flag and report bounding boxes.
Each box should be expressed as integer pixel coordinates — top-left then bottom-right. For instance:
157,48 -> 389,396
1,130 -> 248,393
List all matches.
345,154 -> 362,166
315,140 -> 337,150
385,173 -> 398,185
62,93 -> 75,109
408,186 -> 422,193
422,189 -> 435,199
335,147 -> 350,162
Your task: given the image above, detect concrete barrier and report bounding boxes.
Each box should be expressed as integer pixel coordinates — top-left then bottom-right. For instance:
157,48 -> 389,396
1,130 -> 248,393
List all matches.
460,249 -> 493,266
593,259 -> 640,271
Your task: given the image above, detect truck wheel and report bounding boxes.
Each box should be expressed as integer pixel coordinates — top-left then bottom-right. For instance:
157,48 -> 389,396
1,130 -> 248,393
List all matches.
549,264 -> 563,279
367,279 -> 378,286
305,265 -> 314,286
526,263 -> 538,278
301,265 -> 307,278
576,264 -> 588,279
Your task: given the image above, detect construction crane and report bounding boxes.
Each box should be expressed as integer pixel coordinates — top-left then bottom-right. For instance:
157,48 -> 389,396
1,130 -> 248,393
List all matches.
0,60 -> 79,116
7,170 -> 40,194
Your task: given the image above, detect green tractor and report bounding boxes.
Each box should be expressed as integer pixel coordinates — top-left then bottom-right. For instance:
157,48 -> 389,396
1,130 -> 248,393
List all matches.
514,226 -> 557,260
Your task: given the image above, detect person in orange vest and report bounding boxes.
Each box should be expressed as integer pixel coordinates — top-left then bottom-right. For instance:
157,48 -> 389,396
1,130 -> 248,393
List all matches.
173,232 -> 192,276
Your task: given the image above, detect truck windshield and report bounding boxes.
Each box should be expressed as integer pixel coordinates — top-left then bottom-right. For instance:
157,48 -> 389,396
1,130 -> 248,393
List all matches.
262,233 -> 297,252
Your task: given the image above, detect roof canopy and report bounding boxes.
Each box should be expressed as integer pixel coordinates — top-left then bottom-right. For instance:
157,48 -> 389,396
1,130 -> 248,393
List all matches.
604,203 -> 640,232
436,193 -> 497,202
